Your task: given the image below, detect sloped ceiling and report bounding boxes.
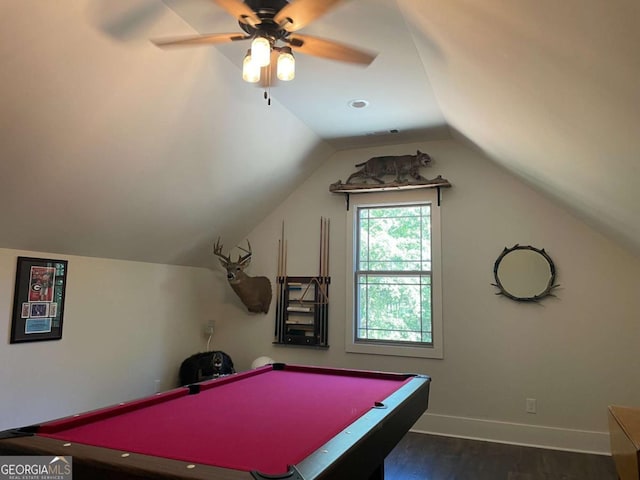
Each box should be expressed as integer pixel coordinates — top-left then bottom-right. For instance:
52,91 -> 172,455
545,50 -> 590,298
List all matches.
0,0 -> 334,267
0,0 -> 638,268
401,0 -> 640,254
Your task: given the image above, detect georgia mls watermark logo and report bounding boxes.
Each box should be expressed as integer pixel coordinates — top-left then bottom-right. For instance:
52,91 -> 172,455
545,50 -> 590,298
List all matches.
0,456 -> 72,480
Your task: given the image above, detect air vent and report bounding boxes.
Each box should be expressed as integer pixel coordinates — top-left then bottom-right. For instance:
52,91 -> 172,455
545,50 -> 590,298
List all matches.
348,99 -> 369,109
366,129 -> 400,136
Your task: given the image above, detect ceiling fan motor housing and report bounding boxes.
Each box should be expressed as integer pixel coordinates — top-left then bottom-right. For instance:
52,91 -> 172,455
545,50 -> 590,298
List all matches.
240,0 -> 292,43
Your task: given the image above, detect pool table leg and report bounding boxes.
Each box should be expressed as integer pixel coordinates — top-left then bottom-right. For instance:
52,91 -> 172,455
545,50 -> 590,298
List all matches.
369,464 -> 384,479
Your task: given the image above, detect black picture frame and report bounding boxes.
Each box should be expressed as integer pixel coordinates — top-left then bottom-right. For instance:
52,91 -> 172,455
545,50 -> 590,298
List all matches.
10,257 -> 68,344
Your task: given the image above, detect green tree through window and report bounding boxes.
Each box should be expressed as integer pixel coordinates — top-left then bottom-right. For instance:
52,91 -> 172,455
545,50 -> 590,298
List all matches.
356,204 -> 433,345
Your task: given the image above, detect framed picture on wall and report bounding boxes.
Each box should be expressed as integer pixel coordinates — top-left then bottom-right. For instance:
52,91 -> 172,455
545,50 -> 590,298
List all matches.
10,257 -> 69,344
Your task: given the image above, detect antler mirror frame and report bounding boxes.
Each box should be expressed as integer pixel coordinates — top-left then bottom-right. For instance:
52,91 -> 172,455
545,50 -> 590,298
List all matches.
492,244 -> 559,302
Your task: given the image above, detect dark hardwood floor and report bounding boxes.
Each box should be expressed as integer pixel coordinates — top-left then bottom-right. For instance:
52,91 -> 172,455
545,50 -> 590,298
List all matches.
385,432 -> 618,480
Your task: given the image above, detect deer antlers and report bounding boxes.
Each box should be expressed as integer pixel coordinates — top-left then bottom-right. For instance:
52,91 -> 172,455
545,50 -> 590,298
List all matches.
236,240 -> 252,265
213,237 -> 252,266
213,237 -> 231,265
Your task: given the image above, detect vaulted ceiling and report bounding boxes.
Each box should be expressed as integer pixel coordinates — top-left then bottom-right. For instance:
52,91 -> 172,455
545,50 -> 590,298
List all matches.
1,0 -> 638,267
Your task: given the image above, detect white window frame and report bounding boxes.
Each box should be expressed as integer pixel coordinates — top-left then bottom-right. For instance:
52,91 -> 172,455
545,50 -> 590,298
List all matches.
345,190 -> 443,359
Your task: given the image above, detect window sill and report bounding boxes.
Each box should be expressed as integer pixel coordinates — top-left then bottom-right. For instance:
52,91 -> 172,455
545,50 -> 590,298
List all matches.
346,341 -> 443,359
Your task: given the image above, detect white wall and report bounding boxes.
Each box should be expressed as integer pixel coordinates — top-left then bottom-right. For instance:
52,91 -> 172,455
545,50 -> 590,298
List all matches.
211,139 -> 640,453
2,139 -> 638,453
0,249 -> 219,430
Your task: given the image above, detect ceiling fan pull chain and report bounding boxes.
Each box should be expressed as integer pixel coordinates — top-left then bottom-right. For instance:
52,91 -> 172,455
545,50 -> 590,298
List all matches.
263,88 -> 271,106
263,60 -> 272,106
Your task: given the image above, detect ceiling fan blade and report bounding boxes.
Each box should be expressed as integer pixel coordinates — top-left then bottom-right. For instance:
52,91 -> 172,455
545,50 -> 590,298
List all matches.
288,34 -> 377,65
152,32 -> 249,48
274,0 -> 345,32
213,0 -> 261,27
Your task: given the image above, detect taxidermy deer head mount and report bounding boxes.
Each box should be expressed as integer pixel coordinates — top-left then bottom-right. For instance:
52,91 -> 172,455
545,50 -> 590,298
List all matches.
213,238 -> 272,314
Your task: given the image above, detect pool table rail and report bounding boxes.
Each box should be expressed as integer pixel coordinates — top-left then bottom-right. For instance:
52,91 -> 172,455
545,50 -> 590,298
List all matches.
0,433 -> 252,479
282,373 -> 431,480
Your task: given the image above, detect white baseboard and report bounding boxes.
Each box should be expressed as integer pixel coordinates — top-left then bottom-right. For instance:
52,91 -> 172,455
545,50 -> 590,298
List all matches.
411,412 -> 611,455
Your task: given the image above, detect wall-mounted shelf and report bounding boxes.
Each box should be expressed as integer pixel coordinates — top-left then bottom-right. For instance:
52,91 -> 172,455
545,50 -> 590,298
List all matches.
329,175 -> 452,209
274,276 -> 329,348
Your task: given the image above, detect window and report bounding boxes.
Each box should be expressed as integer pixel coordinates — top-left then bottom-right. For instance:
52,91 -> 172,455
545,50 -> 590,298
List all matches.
345,191 -> 443,359
356,204 -> 433,343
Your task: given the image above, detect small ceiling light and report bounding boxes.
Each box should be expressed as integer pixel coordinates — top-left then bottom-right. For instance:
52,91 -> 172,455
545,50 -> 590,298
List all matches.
277,47 -> 295,81
251,36 -> 271,67
349,99 -> 369,109
242,50 -> 260,83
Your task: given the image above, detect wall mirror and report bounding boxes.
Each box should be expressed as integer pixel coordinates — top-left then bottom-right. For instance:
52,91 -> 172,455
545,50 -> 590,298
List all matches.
492,244 -> 558,302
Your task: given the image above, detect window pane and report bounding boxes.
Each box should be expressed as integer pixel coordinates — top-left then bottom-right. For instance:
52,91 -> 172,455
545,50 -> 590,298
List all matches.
356,274 -> 432,345
358,205 -> 431,272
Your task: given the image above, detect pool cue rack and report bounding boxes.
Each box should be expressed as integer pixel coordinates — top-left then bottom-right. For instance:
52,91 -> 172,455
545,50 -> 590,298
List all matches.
274,218 -> 330,348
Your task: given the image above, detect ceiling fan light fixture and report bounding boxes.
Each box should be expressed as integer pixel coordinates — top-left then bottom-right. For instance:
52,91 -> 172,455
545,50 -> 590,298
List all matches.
153,1 -> 378,98
242,50 -> 260,83
277,47 -> 295,81
251,36 -> 271,67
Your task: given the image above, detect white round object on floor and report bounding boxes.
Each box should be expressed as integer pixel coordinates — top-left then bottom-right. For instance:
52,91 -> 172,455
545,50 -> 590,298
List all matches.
251,356 -> 274,369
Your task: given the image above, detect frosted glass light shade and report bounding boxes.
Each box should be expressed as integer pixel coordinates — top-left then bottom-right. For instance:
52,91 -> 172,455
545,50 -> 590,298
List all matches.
277,49 -> 295,81
242,51 -> 260,83
251,37 -> 271,67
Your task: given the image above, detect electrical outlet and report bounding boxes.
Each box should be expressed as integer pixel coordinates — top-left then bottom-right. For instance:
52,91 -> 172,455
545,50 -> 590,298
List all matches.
154,379 -> 161,394
526,398 -> 537,414
204,323 -> 214,336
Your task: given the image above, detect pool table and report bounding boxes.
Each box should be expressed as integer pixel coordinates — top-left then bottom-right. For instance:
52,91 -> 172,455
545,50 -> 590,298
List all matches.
0,363 -> 431,480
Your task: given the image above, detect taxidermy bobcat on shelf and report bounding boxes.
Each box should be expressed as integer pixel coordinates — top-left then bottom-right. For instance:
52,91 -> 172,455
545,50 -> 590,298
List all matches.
346,150 -> 432,184
179,351 -> 235,386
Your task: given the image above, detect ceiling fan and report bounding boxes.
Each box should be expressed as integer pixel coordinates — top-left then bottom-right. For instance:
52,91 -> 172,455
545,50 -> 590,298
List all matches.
152,0 -> 376,87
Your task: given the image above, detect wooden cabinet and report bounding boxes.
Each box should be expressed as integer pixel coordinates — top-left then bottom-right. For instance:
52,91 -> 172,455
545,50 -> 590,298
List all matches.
609,405 -> 640,480
274,276 -> 329,347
